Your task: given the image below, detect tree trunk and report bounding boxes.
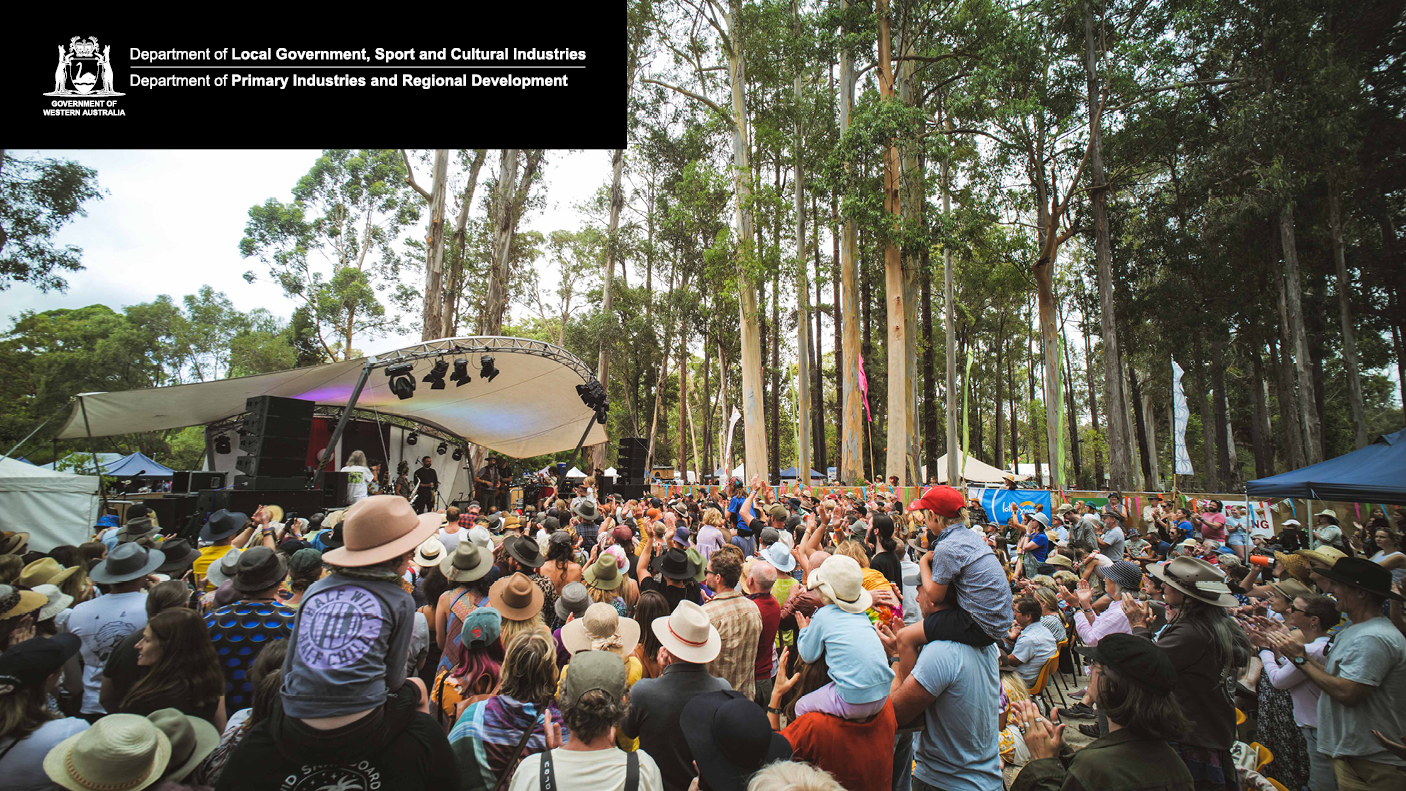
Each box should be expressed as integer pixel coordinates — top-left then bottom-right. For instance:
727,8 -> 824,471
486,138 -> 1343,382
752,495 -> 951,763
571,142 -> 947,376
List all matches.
1250,344 -> 1273,478
1141,380 -> 1162,490
832,191 -> 843,471
1009,340 -> 1019,472
1192,338 -> 1218,491
1381,215 -> 1406,425
1028,302 -> 1042,485
862,238 -> 874,481
679,338 -> 689,473
813,196 -> 827,472
1032,235 -> 1063,489
1211,336 -> 1232,485
876,0 -> 909,485
771,258 -> 781,483
589,147 -> 627,471
897,31 -> 922,485
419,149 -> 449,341
942,150 -> 959,485
1081,306 -> 1104,486
796,87 -> 812,484
1128,366 -> 1153,487
1327,176 -> 1367,448
1279,200 -> 1322,464
924,242 -> 940,478
994,314 -> 1006,470
482,150 -> 544,336
442,149 -> 487,336
836,12 -> 864,483
1062,315 -> 1082,485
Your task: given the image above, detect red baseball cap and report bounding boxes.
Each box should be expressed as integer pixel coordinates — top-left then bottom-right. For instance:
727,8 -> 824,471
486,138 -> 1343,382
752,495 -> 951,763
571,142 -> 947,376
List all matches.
911,486 -> 965,518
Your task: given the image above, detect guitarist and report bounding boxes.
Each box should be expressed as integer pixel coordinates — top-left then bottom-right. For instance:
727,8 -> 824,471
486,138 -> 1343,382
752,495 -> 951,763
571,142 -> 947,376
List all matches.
475,454 -> 501,512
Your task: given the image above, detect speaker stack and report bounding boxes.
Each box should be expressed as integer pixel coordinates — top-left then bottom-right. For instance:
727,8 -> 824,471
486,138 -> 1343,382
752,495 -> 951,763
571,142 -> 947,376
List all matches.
171,470 -> 227,493
235,395 -> 313,489
613,437 -> 649,502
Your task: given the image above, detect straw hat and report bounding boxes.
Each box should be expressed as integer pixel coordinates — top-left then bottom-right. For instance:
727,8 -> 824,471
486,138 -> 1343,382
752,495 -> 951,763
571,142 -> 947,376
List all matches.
262,504 -> 285,525
323,495 -> 441,567
44,713 -> 171,791
322,509 -> 347,529
1148,556 -> 1238,607
1045,553 -> 1073,569
1275,552 -> 1312,585
1295,547 -> 1346,569
146,708 -> 218,782
0,584 -> 47,621
488,572 -> 544,621
561,602 -> 641,656
806,555 -> 872,614
413,537 -> 446,568
18,558 -> 65,588
0,532 -> 30,556
651,600 -> 721,664
1268,579 -> 1313,603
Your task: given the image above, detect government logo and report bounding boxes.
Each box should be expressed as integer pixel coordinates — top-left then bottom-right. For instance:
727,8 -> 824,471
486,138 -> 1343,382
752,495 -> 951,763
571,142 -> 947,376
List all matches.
47,36 -> 125,97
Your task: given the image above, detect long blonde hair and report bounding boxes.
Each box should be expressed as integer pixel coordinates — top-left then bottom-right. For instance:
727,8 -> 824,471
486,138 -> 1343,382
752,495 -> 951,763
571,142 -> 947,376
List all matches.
499,613 -> 548,654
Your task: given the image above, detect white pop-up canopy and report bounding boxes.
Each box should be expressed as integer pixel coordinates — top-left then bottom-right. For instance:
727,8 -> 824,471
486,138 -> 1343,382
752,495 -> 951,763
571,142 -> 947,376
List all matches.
56,337 -> 608,459
0,456 -> 100,550
928,452 -> 1030,484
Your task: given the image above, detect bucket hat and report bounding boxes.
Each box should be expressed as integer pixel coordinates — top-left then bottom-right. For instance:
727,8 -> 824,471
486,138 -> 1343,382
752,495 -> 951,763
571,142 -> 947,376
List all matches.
650,547 -> 698,581
413,537 -> 446,568
18,558 -> 65,588
561,602 -> 640,656
200,509 -> 247,543
585,553 -> 625,591
1149,556 -> 1238,607
555,582 -> 592,624
761,541 -> 796,573
146,708 -> 218,782
287,548 -> 323,576
32,584 -> 73,621
651,600 -> 721,663
440,542 -> 494,583
1317,556 -> 1404,601
203,548 -> 241,589
322,495 -> 441,567
504,534 -> 545,569
231,547 -> 287,594
488,572 -> 544,620
1103,560 -> 1144,592
806,555 -> 872,614
43,713 -> 171,791
154,539 -> 200,575
89,544 -> 166,585
683,690 -> 794,791
0,584 -> 47,621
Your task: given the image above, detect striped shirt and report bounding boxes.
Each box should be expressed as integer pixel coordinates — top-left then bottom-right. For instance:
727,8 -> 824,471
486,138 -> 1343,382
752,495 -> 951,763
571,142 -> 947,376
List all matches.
703,590 -> 762,699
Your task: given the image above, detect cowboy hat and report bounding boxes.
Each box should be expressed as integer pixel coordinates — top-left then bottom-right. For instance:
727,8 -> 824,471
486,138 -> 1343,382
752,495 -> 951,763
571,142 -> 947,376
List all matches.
686,548 -> 708,583
1295,547 -> 1346,568
89,544 -> 165,585
200,510 -> 248,543
1045,553 -> 1073,569
584,552 -> 625,591
760,541 -> 796,573
154,539 -> 200,575
0,532 -> 29,555
323,495 -> 441,567
146,708 -> 219,782
44,713 -> 171,791
488,572 -> 545,621
203,548 -> 241,589
0,584 -> 48,621
18,558 -> 65,588
439,542 -> 494,583
1313,509 -> 1339,523
1149,556 -> 1238,607
572,499 -> 600,522
650,547 -> 698,582
504,534 -> 545,569
1316,556 -> 1404,601
651,600 -> 721,664
806,555 -> 872,614
561,602 -> 641,656
683,690 -> 794,791
413,537 -> 446,568
116,518 -> 157,544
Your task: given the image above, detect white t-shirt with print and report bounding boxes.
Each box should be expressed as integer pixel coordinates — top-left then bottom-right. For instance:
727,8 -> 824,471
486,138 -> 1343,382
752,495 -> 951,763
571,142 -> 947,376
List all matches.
342,465 -> 375,503
64,590 -> 148,713
509,747 -> 663,791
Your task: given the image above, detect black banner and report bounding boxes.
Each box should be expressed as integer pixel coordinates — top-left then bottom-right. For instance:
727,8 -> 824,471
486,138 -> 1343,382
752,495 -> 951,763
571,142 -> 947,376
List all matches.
5,12 -> 625,148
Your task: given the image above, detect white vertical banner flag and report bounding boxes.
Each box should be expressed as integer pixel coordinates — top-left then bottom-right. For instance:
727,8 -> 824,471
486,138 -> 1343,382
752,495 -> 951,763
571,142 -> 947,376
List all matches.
1171,357 -> 1194,475
723,407 -> 742,476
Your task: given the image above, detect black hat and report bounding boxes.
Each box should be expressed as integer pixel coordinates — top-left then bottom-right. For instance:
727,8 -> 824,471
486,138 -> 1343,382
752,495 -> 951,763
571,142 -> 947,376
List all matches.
682,690 -> 793,791
201,509 -> 247,542
155,539 -> 199,575
231,547 -> 288,594
650,547 -> 697,581
505,535 -> 545,569
1075,633 -> 1177,695
0,633 -> 80,691
89,543 -> 166,585
1318,556 -> 1404,601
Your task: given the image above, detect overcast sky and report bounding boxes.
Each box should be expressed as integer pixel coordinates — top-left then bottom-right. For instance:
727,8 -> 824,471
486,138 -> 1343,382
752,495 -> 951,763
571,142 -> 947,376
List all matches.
2,149 -> 612,354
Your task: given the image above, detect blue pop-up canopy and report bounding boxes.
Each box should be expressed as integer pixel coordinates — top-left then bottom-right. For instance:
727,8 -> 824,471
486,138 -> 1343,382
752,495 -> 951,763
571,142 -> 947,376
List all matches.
1246,427 -> 1406,504
778,466 -> 825,479
102,451 -> 175,478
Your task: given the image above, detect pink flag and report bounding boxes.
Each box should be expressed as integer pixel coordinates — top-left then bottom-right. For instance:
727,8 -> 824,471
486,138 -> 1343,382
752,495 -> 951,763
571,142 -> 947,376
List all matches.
858,353 -> 872,423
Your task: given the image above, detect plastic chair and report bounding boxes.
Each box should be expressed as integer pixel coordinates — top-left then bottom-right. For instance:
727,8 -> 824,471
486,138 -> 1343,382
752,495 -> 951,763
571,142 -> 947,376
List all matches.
1236,708 -> 1246,726
1028,654 -> 1064,713
1249,742 -> 1273,771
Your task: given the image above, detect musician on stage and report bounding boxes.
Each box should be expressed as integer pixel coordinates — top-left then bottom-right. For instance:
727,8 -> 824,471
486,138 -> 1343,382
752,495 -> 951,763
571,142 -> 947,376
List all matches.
412,455 -> 438,514
475,454 -> 501,511
495,456 -> 513,513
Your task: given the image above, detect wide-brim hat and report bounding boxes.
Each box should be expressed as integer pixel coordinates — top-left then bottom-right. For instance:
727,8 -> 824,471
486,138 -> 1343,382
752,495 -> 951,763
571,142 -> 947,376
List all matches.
0,585 -> 48,621
683,690 -> 794,791
322,509 -> 347,529
1046,553 -> 1073,569
44,713 -> 171,791
203,548 -> 242,588
154,539 -> 200,575
1274,552 -> 1312,585
1103,560 -> 1144,592
440,542 -> 494,583
504,534 -> 545,569
231,547 -> 288,594
1314,509 -> 1339,523
806,555 -> 872,614
262,504 -> 285,525
652,600 -> 721,663
686,548 -> 707,583
761,541 -> 796,573
89,544 -> 166,585
413,537 -> 446,568
562,602 -> 641,656
1295,547 -> 1346,569
147,708 -> 219,782
0,532 -> 30,555
489,572 -> 545,620
323,495 -> 441,567
1149,556 -> 1239,607
584,553 -> 624,590
1268,579 -> 1313,603
1317,556 -> 1404,601
573,499 -> 600,522
115,518 -> 157,544
555,582 -> 592,624
18,557 -> 65,588
32,584 -> 74,620
200,510 -> 247,543
650,547 -> 698,581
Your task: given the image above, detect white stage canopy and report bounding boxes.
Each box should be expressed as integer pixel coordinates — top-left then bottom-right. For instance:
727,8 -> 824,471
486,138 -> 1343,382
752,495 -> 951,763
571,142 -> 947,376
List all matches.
56,337 -> 608,459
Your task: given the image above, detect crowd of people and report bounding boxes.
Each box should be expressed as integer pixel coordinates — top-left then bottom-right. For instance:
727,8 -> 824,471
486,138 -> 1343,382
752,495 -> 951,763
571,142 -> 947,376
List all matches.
0,467 -> 1404,791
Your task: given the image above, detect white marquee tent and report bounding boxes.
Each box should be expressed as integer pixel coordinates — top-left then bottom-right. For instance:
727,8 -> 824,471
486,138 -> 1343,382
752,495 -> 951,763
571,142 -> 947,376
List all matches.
0,456 -> 100,550
927,453 -> 1029,484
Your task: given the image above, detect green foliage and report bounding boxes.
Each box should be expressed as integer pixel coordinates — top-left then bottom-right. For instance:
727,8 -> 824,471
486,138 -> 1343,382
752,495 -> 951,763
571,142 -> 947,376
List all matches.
0,152 -> 105,293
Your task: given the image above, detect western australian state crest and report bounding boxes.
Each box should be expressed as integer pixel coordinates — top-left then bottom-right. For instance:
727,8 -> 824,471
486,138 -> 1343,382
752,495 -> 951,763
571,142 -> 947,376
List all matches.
47,36 -> 125,97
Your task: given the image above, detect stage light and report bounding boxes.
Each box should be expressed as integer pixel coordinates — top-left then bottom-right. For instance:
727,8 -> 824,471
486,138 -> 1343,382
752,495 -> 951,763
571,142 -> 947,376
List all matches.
576,380 -> 607,410
423,359 -> 449,390
437,442 -> 448,456
480,355 -> 499,382
386,362 -> 417,400
213,434 -> 232,454
450,358 -> 471,386
406,431 -> 418,446
595,403 -> 609,424
452,447 -> 464,461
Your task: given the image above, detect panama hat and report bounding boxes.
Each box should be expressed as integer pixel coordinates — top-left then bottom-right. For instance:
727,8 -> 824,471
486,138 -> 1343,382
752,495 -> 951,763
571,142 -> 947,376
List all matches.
488,572 -> 545,620
584,552 -> 625,591
44,713 -> 171,791
1149,556 -> 1238,607
323,495 -> 441,567
89,544 -> 165,585
1313,509 -> 1339,523
0,584 -> 47,621
1045,553 -> 1074,569
18,558 -> 65,588
1295,546 -> 1346,569
146,708 -> 218,782
203,548 -> 241,589
439,541 -> 494,583
32,584 -> 73,620
806,555 -> 872,614
413,537 -> 446,568
651,600 -> 721,663
200,510 -> 247,543
561,602 -> 641,656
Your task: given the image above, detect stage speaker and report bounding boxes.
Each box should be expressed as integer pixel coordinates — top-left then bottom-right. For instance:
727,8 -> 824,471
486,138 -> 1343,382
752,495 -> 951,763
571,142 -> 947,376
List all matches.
171,471 -> 226,494
140,494 -> 199,533
319,471 -> 352,508
612,482 -> 649,502
616,438 -> 647,484
234,475 -> 307,491
238,396 -> 313,479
